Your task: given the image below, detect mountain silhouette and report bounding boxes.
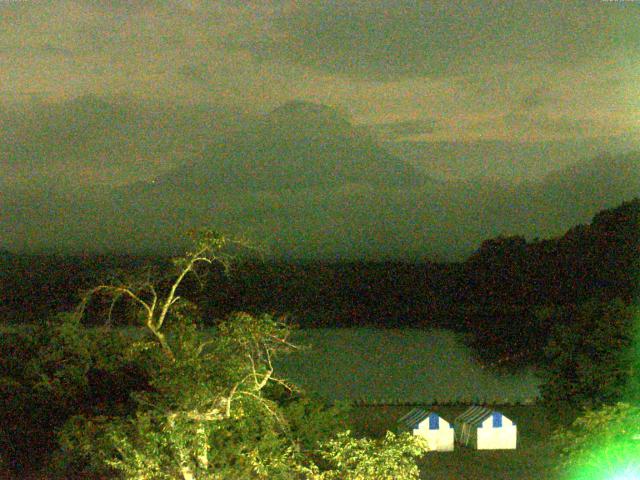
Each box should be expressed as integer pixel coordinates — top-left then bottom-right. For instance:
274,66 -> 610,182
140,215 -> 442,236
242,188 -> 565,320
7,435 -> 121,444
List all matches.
385,136 -> 639,183
2,95 -> 638,260
154,100 -> 436,192
262,100 -> 355,137
0,95 -> 246,189
525,150 -> 640,231
536,150 -> 640,202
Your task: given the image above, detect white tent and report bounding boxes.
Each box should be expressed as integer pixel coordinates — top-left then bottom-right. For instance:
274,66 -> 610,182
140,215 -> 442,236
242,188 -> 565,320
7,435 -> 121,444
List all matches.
397,408 -> 454,451
454,406 -> 517,450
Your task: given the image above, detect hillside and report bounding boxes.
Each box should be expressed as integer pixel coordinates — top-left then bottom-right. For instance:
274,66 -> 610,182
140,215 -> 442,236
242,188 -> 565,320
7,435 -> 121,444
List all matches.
2,198 -> 638,372
1,96 -> 639,260
0,95 -> 247,190
385,136 -> 639,183
151,100 -> 436,192
527,151 -> 640,228
458,196 -> 640,306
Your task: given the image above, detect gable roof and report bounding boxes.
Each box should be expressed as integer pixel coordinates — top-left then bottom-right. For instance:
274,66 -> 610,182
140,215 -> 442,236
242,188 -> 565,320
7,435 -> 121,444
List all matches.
398,408 -> 450,430
398,408 -> 430,429
455,406 -> 496,427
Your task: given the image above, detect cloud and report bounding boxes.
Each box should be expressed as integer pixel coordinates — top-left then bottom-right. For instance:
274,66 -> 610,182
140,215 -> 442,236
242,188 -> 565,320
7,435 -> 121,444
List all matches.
366,119 -> 438,140
178,63 -> 211,85
0,43 -> 74,58
520,86 -> 559,110
0,0 -> 636,145
0,1 -> 304,107
39,43 -> 75,56
236,0 -> 640,79
501,112 -> 609,140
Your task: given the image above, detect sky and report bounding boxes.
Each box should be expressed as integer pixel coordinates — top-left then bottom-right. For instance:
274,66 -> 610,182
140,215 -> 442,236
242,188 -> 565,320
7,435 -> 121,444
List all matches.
1,0 -> 638,139
1,0 -> 639,258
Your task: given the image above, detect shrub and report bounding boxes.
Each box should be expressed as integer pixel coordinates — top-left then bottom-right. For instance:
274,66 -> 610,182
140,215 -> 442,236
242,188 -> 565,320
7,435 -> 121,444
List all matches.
553,402 -> 640,479
300,430 -> 427,480
0,314 -> 141,475
282,396 -> 351,452
541,299 -> 638,407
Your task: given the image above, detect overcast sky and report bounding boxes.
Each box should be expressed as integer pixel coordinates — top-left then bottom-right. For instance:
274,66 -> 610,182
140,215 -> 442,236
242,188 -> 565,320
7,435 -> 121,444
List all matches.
2,0 -> 640,257
1,0 -> 638,143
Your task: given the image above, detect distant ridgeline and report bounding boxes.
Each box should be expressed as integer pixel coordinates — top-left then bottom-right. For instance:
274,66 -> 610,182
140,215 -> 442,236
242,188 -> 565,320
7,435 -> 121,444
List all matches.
461,196 -> 640,306
202,197 -> 640,319
2,198 -> 638,367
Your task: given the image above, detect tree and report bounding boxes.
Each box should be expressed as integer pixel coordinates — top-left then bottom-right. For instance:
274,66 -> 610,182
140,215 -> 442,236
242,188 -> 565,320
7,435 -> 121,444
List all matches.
553,402 -> 640,479
0,313 -> 135,476
68,230 -> 303,478
77,229 -> 249,361
61,229 -> 428,479
300,430 -> 427,480
541,299 -> 638,408
59,312 -> 304,479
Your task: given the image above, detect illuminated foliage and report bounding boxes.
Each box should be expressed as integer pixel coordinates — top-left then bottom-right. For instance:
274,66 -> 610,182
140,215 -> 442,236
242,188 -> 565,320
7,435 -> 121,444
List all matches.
56,231 -> 427,479
0,313 -> 136,474
299,431 -> 427,480
554,403 -> 640,480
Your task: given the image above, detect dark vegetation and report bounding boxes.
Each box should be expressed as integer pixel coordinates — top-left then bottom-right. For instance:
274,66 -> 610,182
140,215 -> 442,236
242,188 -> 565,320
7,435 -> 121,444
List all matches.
4,197 -> 638,367
1,198 -> 638,478
1,233 -> 426,479
0,316 -> 143,474
351,405 -> 558,480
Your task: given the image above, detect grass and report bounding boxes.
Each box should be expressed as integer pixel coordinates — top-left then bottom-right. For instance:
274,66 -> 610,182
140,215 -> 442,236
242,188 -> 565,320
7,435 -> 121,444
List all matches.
349,404 -> 561,480
275,328 -> 558,478
2,322 -> 565,479
276,328 -> 541,405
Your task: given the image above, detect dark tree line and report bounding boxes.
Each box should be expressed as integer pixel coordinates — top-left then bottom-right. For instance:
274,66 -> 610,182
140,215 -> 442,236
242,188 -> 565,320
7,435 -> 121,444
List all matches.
2,198 -> 639,370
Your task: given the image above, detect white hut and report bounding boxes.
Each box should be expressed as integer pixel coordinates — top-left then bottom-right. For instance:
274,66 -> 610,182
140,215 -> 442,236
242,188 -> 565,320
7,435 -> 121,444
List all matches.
454,406 -> 517,450
397,408 -> 455,451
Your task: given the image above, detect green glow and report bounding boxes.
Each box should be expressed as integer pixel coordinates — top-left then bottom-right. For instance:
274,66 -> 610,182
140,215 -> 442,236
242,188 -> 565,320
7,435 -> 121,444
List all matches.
564,306 -> 640,480
610,470 -> 640,480
565,438 -> 640,480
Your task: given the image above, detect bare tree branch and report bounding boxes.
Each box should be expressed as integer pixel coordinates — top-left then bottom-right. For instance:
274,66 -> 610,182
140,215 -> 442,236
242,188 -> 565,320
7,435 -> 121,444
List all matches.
75,230 -> 249,363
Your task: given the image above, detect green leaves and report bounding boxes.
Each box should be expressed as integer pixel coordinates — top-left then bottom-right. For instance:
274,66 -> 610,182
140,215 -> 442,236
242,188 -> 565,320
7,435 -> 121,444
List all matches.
304,430 -> 427,480
57,304 -> 429,479
24,230 -> 429,479
0,313 -> 140,475
553,402 -> 640,478
24,314 -> 92,407
282,397 -> 350,452
541,300 -> 638,407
